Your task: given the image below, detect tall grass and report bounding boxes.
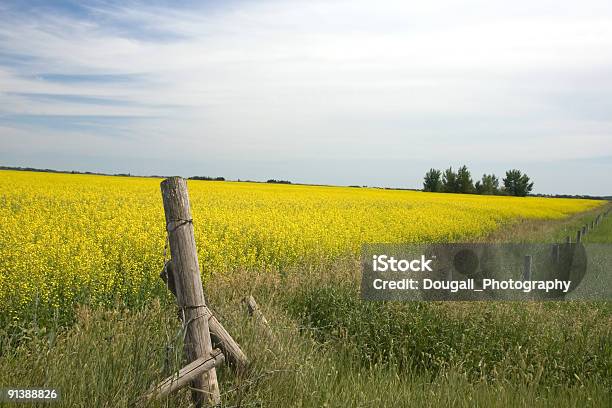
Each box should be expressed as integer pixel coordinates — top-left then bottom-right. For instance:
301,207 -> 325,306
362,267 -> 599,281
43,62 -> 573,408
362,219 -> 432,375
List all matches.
288,286 -> 611,386
1,263 -> 610,407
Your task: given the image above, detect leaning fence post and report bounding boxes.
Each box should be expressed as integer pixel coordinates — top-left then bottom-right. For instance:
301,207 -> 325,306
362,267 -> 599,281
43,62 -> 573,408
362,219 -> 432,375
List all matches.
244,295 -> 274,339
523,255 -> 532,281
161,177 -> 221,407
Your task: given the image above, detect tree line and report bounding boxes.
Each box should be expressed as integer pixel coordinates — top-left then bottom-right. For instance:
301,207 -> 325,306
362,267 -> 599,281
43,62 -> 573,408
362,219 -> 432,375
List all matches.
423,166 -> 533,197
189,176 -> 226,181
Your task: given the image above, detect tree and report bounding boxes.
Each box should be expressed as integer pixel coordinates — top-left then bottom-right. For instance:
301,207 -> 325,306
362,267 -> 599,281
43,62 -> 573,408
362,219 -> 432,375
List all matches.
502,169 -> 533,196
442,167 -> 458,193
423,168 -> 442,192
475,174 -> 499,195
456,165 -> 474,194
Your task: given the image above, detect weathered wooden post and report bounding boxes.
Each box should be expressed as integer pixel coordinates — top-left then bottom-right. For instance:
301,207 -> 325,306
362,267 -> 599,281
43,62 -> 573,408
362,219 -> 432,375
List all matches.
161,177 -> 221,407
244,295 -> 273,338
576,229 -> 582,243
523,255 -> 532,281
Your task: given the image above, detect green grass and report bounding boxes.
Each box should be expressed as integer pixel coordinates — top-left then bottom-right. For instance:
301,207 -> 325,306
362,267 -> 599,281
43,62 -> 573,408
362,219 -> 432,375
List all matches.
584,211 -> 612,243
1,265 -> 610,407
287,286 -> 611,387
486,203 -> 611,243
0,206 -> 611,407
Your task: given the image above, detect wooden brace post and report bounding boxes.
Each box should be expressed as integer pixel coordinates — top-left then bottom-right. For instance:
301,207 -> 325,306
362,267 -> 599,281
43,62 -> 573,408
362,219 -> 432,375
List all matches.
144,349 -> 225,401
161,261 -> 249,371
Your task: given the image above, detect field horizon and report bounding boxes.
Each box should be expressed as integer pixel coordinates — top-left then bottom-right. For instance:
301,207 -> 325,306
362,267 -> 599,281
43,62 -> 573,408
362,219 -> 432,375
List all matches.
2,165 -> 610,200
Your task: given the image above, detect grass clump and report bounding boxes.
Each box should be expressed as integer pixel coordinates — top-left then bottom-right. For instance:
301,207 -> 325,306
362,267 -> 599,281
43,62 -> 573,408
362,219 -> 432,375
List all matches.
287,284 -> 612,388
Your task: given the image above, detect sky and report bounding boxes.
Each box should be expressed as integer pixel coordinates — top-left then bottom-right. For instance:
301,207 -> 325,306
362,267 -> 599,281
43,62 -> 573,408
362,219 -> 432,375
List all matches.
0,0 -> 611,195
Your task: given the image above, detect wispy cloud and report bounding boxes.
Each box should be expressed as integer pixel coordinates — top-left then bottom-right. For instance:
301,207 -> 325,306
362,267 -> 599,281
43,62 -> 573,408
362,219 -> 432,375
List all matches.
0,0 -> 611,194
10,92 -> 142,106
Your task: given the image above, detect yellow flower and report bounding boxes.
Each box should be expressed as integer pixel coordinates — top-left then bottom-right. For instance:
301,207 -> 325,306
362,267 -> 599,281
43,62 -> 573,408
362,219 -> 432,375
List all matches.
0,170 -> 602,323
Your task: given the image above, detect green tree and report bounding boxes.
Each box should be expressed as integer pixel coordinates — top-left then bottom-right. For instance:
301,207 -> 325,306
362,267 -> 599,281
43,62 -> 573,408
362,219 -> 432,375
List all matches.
475,174 -> 499,195
423,168 -> 442,192
442,167 -> 458,193
502,169 -> 533,197
456,165 -> 474,194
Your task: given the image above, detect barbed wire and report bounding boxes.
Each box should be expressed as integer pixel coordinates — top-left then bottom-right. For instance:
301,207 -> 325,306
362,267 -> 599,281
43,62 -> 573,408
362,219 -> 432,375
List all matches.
166,218 -> 193,233
221,368 -> 298,397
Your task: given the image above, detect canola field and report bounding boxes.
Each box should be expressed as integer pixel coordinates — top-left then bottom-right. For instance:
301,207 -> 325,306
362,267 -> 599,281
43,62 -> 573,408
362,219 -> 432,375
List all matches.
0,170 -> 603,325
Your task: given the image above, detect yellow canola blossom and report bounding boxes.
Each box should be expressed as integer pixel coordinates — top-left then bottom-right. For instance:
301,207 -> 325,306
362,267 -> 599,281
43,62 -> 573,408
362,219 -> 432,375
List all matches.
0,170 -> 602,322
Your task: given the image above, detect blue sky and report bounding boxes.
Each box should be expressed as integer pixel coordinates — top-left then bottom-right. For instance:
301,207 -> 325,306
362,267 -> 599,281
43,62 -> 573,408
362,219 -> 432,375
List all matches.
1,0 -> 611,195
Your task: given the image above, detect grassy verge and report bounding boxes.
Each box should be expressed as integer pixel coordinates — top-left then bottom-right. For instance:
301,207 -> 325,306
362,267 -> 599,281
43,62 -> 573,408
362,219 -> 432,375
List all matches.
1,205 -> 611,407
583,209 -> 612,243
485,202 -> 611,243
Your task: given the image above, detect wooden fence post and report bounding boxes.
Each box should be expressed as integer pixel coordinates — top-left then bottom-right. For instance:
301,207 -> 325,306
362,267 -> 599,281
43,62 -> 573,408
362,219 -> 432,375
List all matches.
161,177 -> 221,407
552,244 -> 560,264
576,229 -> 582,243
244,295 -> 273,338
523,255 -> 532,281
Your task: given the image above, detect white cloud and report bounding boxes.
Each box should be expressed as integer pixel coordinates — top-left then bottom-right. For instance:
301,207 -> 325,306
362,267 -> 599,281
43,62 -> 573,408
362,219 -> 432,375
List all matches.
0,0 -> 611,193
